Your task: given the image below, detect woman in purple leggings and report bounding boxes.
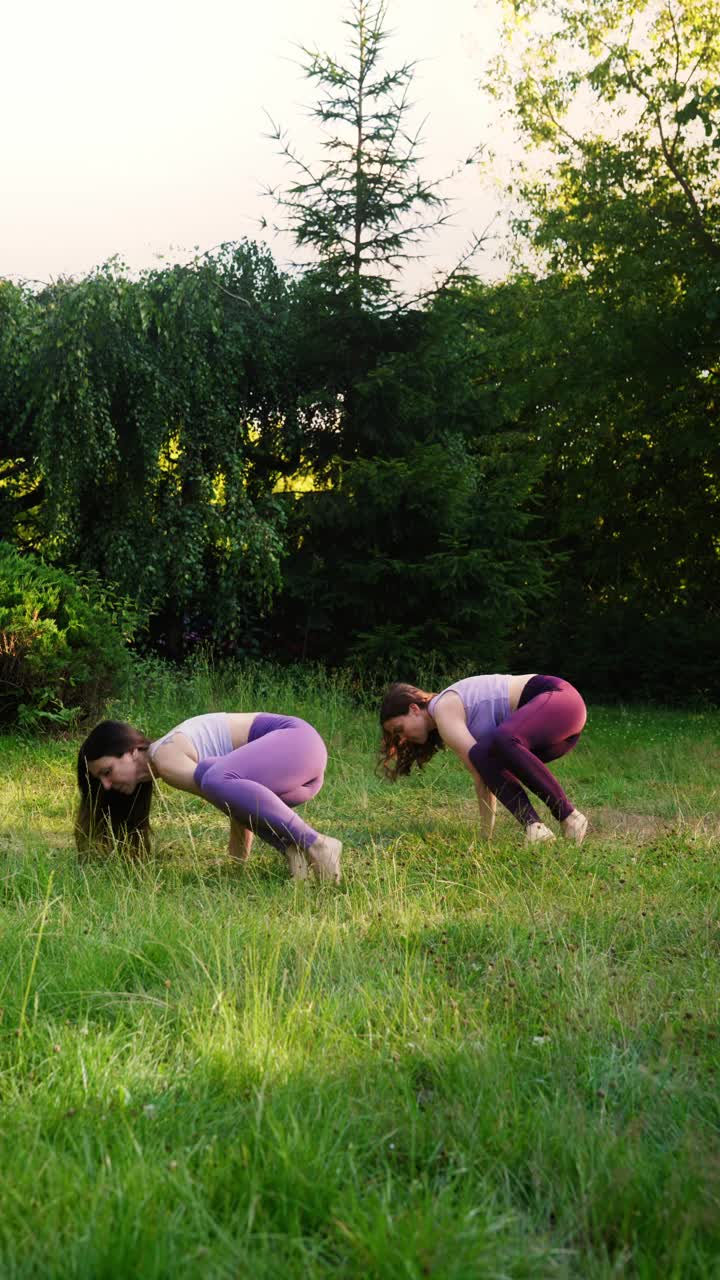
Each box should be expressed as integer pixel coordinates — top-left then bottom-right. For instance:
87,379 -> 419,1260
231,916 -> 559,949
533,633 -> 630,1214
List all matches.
75,711 -> 342,880
379,674 -> 588,844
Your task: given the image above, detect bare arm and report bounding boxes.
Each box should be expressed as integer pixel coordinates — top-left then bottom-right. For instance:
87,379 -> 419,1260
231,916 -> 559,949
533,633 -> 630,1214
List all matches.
149,739 -> 203,795
432,693 -> 497,839
151,736 -> 255,857
228,819 -> 254,862
472,776 -> 497,839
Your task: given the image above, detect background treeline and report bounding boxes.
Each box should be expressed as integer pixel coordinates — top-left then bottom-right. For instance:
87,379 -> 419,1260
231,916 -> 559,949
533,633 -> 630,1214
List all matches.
1,0 -> 718,705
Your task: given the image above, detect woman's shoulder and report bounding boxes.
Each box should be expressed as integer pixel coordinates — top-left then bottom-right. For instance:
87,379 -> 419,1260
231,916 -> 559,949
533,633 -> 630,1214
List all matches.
148,719 -> 182,756
428,684 -> 466,715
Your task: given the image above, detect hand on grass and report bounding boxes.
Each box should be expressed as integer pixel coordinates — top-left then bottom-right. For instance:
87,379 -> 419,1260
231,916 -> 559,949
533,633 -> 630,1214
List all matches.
228,820 -> 253,862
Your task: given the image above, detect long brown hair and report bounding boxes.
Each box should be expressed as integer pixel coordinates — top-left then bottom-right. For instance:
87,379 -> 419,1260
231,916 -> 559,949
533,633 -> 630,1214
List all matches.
378,682 -> 443,780
75,720 -> 153,856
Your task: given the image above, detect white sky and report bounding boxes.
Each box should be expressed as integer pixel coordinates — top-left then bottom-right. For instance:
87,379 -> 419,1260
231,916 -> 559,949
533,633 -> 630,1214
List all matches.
1,0 -> 514,291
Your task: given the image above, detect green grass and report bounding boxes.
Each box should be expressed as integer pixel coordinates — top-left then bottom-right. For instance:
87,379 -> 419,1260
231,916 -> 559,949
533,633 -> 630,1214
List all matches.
0,664 -> 718,1278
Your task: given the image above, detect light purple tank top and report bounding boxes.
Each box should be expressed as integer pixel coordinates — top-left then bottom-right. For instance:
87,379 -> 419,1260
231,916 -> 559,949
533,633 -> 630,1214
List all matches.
428,675 -> 511,740
149,713 -> 233,762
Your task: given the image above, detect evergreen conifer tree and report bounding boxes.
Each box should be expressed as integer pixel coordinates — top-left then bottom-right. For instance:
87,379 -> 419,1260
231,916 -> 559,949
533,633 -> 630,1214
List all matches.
267,0 -> 449,310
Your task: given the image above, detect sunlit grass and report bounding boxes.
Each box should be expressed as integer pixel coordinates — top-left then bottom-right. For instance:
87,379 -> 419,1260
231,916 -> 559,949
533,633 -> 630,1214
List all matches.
0,666 -> 718,1277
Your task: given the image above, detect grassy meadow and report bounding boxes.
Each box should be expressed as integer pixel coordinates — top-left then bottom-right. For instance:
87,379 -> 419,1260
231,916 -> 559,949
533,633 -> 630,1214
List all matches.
0,661 -> 719,1278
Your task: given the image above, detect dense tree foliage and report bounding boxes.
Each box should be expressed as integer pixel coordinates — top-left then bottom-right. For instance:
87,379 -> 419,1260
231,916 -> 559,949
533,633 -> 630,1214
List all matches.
0,281 -> 42,542
272,437 -> 550,671
1,0 -> 718,698
480,0 -> 720,695
260,0 -> 552,672
0,542 -> 140,728
1,246 -> 293,658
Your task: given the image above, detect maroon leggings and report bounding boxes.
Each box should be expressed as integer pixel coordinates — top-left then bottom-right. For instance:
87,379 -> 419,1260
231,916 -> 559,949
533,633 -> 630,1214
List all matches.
467,676 -> 586,826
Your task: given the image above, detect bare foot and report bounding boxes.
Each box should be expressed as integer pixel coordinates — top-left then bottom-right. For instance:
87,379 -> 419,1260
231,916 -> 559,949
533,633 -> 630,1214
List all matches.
561,810 -> 588,844
525,821 -> 556,844
306,834 -> 342,883
285,847 -> 309,880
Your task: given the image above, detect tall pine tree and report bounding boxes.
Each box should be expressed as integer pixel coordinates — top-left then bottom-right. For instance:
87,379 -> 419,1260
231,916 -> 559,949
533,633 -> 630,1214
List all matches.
267,0 -> 449,311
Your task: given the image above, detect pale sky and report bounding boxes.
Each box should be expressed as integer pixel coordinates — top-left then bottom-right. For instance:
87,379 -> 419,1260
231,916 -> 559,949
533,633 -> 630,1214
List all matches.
2,0 -> 513,291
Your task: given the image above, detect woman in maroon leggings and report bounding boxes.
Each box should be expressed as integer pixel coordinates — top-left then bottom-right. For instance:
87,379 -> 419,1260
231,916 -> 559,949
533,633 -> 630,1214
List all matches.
379,674 -> 588,844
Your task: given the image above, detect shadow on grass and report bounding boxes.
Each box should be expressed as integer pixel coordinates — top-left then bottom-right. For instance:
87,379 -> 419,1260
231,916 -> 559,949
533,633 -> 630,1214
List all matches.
2,1037 -> 719,1279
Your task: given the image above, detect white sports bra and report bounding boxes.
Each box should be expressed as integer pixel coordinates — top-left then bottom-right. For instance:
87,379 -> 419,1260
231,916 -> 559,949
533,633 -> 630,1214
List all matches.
148,712 -> 233,762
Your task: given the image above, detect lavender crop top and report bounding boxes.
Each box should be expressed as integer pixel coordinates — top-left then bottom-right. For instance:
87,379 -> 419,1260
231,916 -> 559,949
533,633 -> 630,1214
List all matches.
148,713 -> 233,762
428,675 -> 511,741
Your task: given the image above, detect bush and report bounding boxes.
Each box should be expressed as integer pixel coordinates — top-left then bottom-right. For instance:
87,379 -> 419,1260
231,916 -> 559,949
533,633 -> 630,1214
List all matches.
0,544 -> 142,730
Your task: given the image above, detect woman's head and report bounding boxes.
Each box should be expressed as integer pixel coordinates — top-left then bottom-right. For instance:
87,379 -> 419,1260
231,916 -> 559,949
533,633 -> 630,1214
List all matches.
378,682 -> 442,779
75,720 -> 153,855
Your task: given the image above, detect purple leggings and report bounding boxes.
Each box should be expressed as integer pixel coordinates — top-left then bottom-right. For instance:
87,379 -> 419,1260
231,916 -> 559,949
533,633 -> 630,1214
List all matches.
468,676 -> 586,826
193,714 -> 327,852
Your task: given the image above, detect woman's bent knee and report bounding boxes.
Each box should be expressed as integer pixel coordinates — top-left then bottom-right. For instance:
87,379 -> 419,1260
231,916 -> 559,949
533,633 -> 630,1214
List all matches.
489,725 -> 522,760
195,757 -> 236,795
194,757 -> 219,789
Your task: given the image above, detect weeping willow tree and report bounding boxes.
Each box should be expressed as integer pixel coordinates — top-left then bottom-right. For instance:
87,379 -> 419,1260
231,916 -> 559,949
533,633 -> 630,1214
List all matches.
0,245 -> 294,658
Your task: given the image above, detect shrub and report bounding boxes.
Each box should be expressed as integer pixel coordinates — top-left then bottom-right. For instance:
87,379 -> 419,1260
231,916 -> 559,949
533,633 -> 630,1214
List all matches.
0,543 -> 142,729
